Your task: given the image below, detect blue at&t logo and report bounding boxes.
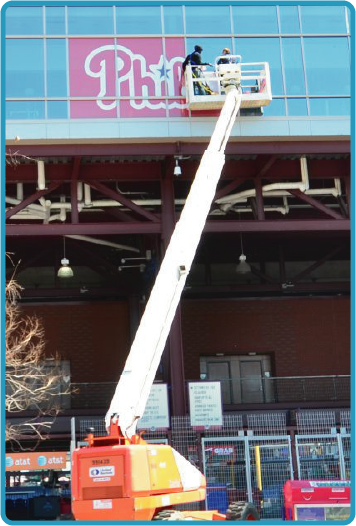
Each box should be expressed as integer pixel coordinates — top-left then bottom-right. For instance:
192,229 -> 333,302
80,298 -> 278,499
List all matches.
6,457 -> 14,468
37,455 -> 47,467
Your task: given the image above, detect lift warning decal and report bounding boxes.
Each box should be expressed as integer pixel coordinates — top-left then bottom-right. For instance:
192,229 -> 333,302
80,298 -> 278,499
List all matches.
89,466 -> 115,478
93,500 -> 113,510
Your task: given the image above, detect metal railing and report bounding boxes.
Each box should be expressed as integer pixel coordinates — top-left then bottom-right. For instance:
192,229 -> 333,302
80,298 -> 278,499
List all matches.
70,375 -> 350,409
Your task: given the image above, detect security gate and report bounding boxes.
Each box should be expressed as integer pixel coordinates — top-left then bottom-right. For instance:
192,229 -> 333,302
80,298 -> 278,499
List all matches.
247,436 -> 293,520
202,435 -> 293,519
202,437 -> 249,514
295,434 -> 343,480
339,433 -> 351,480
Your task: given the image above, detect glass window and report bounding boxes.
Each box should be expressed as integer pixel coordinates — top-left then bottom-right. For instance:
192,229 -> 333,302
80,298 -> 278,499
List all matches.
279,6 -> 300,34
263,98 -> 286,116
116,6 -> 161,34
303,38 -> 350,96
68,6 -> 114,35
236,38 -> 284,95
5,6 -> 43,35
163,6 -> 183,34
287,98 -> 308,116
346,7 -> 351,33
300,6 -> 347,34
46,6 -> 65,35
309,98 -> 350,116
282,38 -> 305,95
185,5 -> 231,34
46,40 -> 67,97
233,6 -> 278,34
47,101 -> 68,119
6,39 -> 44,97
6,101 -> 45,120
186,38 -> 233,67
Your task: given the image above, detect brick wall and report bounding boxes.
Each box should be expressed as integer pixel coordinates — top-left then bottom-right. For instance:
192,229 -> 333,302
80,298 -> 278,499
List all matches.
20,302 -> 130,383
20,296 -> 350,387
181,297 -> 350,380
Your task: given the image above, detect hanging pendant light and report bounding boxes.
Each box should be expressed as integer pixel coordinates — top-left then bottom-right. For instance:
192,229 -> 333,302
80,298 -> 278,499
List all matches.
236,232 -> 251,274
57,237 -> 74,278
174,158 -> 182,176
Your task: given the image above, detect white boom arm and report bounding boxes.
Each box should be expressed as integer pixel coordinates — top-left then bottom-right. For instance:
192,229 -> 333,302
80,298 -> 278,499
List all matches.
106,86 -> 242,438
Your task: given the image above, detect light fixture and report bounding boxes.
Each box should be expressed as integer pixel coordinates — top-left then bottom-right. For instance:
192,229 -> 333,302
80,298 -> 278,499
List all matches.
174,158 -> 182,176
57,237 -> 74,278
236,232 -> 251,274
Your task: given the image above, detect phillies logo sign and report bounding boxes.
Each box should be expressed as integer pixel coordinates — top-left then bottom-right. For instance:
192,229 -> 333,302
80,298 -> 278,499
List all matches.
69,38 -> 188,118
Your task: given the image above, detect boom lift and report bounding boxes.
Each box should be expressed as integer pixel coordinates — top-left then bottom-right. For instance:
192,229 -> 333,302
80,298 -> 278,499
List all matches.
72,57 -> 272,521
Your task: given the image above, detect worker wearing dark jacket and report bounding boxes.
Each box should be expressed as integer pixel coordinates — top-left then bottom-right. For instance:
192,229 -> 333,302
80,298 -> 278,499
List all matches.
182,45 -> 212,72
182,45 -> 214,95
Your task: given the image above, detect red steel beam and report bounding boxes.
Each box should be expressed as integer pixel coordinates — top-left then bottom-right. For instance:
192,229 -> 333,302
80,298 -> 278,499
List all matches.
18,281 -> 350,299
5,181 -> 61,220
6,140 -> 350,157
71,157 -> 81,224
291,246 -> 345,283
160,159 -> 186,416
86,180 -> 160,222
5,162 -> 161,182
6,157 -> 349,184
205,219 -> 350,233
287,189 -> 344,220
6,219 -> 350,236
6,222 -> 161,236
254,178 -> 265,220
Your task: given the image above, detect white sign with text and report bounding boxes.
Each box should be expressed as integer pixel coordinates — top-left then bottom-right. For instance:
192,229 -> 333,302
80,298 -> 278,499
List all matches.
137,384 -> 170,430
189,382 -> 223,427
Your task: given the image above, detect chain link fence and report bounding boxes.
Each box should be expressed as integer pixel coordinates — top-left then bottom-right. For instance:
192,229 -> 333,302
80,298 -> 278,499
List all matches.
73,409 -> 350,520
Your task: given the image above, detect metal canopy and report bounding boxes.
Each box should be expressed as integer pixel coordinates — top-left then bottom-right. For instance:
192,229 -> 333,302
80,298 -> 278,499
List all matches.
5,143 -> 350,299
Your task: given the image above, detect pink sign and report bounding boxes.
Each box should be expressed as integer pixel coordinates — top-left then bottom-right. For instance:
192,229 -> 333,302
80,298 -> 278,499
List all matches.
68,38 -> 187,118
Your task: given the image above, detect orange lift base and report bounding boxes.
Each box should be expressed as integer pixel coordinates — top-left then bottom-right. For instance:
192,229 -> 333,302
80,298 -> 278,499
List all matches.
73,489 -> 209,521
71,422 -> 208,521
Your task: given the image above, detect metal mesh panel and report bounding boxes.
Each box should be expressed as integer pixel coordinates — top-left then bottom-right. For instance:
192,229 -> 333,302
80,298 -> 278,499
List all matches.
171,416 -> 202,511
340,410 -> 351,433
296,410 -> 336,434
79,418 -> 106,441
273,376 -> 350,403
296,435 -> 341,480
341,435 -> 351,480
247,413 -> 287,435
203,438 -> 248,515
205,414 -> 243,436
248,437 -> 292,520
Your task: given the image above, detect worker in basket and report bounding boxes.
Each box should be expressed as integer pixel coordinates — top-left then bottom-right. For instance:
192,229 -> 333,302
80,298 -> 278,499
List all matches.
182,45 -> 215,96
217,47 -> 234,65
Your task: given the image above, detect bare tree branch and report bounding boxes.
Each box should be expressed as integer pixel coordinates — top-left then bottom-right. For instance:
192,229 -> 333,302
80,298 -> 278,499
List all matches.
6,273 -> 70,445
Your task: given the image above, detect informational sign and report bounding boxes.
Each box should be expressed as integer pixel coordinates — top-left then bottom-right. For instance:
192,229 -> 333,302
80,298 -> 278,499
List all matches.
137,384 -> 169,430
189,382 -> 223,427
5,451 -> 68,471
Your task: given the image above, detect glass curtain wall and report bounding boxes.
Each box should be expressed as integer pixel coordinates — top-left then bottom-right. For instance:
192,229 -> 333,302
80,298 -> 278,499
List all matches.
5,4 -> 351,120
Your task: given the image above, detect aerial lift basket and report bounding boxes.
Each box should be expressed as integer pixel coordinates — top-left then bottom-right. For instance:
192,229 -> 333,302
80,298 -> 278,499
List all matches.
184,55 -> 272,111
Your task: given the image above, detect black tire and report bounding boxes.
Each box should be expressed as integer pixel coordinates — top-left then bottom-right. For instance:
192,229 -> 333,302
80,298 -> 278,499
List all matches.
152,510 -> 185,521
226,501 -> 260,521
